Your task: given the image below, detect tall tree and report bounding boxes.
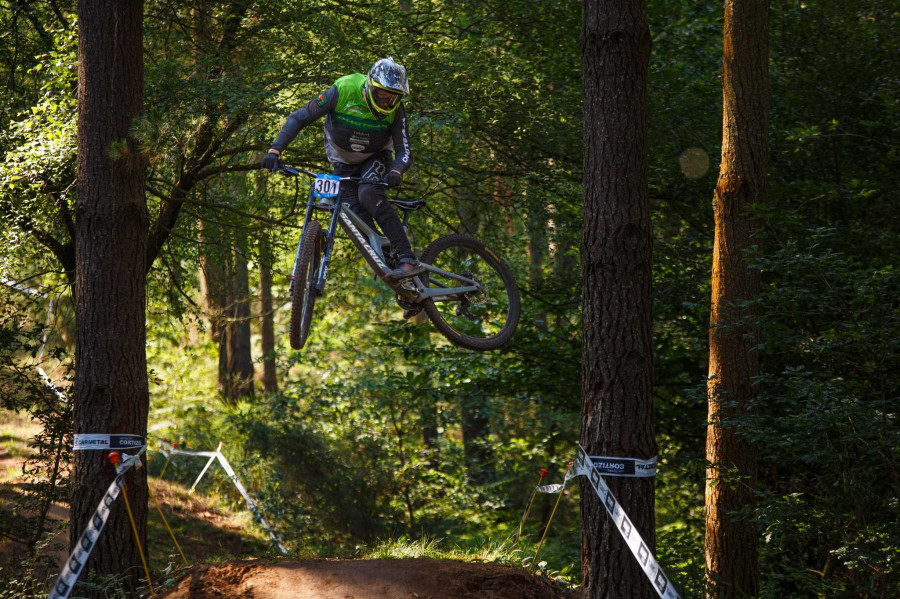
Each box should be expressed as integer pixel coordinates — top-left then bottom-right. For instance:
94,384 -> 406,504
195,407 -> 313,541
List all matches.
579,0 -> 655,598
198,214 -> 254,401
219,230 -> 254,401
71,0 -> 149,595
258,227 -> 278,394
704,1 -> 768,597
256,159 -> 278,394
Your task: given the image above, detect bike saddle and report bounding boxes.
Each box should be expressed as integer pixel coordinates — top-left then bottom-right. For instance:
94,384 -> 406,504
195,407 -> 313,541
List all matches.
388,199 -> 427,212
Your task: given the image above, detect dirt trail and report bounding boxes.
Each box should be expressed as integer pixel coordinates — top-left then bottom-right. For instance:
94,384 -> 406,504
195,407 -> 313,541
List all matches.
159,558 -> 568,599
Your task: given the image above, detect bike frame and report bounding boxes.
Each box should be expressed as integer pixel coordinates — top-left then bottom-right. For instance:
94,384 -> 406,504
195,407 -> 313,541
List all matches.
289,169 -> 484,304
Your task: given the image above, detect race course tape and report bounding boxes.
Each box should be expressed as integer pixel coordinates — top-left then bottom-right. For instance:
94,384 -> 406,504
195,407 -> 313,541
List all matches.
159,441 -> 288,555
590,455 -> 657,477
0,277 -> 47,298
575,445 -> 680,599
49,447 -> 146,599
74,434 -> 145,451
534,455 -> 657,494
535,468 -> 578,494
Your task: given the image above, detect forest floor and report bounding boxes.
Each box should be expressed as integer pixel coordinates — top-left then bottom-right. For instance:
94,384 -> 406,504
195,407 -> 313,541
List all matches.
158,558 -> 567,599
1,410 -> 568,599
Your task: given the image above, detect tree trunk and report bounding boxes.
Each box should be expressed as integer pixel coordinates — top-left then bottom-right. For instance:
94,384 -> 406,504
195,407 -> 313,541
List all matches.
580,1 -> 656,598
705,1 -> 768,597
200,214 -> 254,402
219,232 -> 255,401
199,214 -> 227,340
256,163 -> 279,394
258,228 -> 278,393
71,0 -> 148,595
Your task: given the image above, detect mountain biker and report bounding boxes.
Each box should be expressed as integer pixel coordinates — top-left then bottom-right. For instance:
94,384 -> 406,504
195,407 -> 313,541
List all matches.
261,57 -> 424,283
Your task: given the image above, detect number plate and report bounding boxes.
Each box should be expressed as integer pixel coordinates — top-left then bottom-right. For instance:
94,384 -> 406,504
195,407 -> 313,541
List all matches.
313,174 -> 340,199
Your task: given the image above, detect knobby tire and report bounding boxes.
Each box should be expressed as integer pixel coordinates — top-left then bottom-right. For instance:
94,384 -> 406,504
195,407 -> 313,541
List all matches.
289,220 -> 323,350
420,234 -> 520,351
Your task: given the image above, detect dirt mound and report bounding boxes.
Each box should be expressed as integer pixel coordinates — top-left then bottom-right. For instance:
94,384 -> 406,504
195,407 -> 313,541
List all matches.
158,558 -> 568,599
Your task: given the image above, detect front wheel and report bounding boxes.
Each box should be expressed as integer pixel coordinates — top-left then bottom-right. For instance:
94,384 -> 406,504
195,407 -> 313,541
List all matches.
420,234 -> 520,351
289,220 -> 323,350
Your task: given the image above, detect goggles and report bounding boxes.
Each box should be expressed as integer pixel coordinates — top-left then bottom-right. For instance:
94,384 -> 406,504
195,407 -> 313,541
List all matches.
371,86 -> 402,110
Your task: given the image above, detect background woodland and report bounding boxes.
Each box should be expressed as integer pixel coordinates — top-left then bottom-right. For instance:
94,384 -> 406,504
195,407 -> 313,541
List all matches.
1,0 -> 898,597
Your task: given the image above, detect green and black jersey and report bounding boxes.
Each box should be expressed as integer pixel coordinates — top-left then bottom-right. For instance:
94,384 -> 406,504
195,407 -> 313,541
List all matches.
271,73 -> 411,174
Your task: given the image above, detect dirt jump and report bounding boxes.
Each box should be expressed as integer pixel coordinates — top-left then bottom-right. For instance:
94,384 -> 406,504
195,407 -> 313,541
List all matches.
158,558 -> 568,599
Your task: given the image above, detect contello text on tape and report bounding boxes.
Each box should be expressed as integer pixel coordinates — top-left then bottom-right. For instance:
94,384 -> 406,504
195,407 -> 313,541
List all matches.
576,445 -> 681,599
74,434 -> 145,451
589,455 -> 658,477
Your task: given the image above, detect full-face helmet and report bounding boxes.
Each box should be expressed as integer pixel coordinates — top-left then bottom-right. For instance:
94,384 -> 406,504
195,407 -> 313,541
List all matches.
365,57 -> 409,119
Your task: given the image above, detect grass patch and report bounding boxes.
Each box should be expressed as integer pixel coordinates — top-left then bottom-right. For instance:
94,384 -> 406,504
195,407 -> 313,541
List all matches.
361,535 -> 578,589
363,534 -> 517,564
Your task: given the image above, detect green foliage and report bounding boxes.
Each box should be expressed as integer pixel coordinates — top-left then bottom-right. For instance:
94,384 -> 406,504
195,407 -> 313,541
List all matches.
0,293 -> 72,574
1,0 -> 898,595
737,233 -> 900,597
0,567 -> 46,599
71,571 -> 138,599
0,25 -> 78,279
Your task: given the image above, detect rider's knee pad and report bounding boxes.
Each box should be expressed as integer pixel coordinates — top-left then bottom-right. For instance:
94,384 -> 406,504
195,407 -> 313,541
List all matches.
358,185 -> 392,222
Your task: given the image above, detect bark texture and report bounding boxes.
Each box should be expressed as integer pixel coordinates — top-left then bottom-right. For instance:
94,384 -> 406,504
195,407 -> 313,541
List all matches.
200,218 -> 254,402
258,225 -> 278,394
704,1 -> 769,597
72,0 -> 149,595
580,1 -> 656,597
219,234 -> 255,401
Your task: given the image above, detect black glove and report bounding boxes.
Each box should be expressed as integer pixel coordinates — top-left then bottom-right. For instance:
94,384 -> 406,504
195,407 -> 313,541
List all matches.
261,151 -> 280,172
385,170 -> 403,188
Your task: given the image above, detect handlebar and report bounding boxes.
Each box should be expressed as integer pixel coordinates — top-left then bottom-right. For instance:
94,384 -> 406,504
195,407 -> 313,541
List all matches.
277,165 -> 315,178
277,165 -> 385,186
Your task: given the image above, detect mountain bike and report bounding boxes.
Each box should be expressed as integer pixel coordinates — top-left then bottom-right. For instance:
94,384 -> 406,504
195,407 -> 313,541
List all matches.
280,166 -> 520,351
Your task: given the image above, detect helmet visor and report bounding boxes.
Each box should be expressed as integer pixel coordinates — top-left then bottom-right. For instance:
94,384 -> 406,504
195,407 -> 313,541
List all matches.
371,86 -> 402,111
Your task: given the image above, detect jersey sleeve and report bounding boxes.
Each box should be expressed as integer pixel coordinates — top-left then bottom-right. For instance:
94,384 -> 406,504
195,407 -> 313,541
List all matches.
389,104 -> 412,174
270,86 -> 339,152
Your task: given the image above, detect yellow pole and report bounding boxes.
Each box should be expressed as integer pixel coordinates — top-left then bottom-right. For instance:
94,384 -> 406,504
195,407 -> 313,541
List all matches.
110,452 -> 155,598
158,450 -> 173,479
529,464 -> 572,575
511,468 -> 547,552
149,487 -> 189,566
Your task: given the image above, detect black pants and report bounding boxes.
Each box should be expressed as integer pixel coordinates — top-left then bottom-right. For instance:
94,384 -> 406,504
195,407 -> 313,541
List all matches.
333,152 -> 414,260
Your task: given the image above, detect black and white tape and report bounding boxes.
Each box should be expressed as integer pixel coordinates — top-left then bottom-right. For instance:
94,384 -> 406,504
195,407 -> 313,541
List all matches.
534,452 -> 656,495
48,449 -> 145,599
535,468 -> 578,494
216,450 -> 288,554
74,434 -> 146,451
1,277 -> 47,298
576,445 -> 680,599
159,441 -> 288,555
589,455 -> 657,477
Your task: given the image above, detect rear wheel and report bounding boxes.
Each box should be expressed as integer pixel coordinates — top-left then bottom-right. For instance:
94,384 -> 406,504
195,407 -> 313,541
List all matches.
420,234 -> 520,351
289,220 -> 323,350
